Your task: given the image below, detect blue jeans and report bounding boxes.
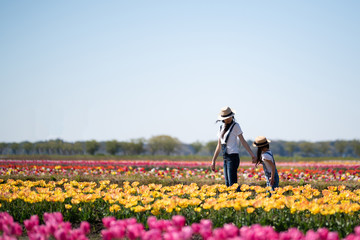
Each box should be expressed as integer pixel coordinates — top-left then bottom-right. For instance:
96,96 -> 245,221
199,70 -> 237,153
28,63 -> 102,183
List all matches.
222,145 -> 240,191
265,169 -> 279,196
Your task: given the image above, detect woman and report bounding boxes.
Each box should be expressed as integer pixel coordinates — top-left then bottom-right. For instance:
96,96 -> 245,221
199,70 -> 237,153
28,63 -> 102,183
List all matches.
253,136 -> 279,192
211,106 -> 256,190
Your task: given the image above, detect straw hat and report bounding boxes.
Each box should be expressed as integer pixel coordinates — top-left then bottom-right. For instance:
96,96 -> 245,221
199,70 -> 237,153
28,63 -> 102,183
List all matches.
217,106 -> 236,120
253,136 -> 271,147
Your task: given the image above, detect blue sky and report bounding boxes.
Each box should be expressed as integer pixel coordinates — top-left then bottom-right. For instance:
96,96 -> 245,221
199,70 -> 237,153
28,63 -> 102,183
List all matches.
1,1 -> 359,144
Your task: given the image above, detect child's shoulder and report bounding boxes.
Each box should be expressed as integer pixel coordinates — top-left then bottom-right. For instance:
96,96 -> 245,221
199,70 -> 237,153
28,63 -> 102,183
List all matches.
262,150 -> 274,160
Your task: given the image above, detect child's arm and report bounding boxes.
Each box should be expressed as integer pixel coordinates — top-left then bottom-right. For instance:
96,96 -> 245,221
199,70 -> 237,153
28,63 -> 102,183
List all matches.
263,158 -> 276,186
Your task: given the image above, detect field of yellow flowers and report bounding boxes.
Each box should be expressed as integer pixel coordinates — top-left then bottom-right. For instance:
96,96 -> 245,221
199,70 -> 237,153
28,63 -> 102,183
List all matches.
1,159 -> 360,239
1,178 -> 360,238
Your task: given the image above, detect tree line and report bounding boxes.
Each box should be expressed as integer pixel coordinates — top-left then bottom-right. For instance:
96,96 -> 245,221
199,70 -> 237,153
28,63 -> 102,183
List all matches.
0,135 -> 359,158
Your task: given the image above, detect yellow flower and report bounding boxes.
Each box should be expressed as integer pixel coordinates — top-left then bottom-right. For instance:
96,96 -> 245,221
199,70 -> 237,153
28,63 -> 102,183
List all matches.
78,207 -> 82,211
71,199 -> 80,205
240,184 -> 250,192
151,209 -> 160,215
65,204 -> 72,209
131,181 -> 140,187
55,166 -> 61,170
132,206 -> 146,213
247,207 -> 255,213
110,204 -> 121,212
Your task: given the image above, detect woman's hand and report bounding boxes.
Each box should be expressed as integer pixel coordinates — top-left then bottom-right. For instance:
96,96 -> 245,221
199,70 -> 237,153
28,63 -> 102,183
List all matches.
270,176 -> 275,186
211,161 -> 216,171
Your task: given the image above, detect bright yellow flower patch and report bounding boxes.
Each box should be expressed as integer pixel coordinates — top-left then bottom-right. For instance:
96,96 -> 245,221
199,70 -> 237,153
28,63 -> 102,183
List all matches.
1,179 -> 359,217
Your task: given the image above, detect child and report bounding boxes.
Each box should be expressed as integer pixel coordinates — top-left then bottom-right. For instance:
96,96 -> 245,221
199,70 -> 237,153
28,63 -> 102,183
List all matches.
253,136 -> 279,192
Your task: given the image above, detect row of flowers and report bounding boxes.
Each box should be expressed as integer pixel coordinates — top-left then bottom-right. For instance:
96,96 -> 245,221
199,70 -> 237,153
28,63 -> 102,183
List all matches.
2,211 -> 360,240
2,179 -> 359,215
1,179 -> 360,236
1,159 -> 360,169
1,164 -> 360,182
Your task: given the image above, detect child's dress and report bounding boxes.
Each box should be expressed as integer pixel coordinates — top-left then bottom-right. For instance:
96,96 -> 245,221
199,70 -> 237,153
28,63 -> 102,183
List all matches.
261,150 -> 279,191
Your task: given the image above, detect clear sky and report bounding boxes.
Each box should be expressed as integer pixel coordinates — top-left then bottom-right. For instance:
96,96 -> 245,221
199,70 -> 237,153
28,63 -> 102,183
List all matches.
1,1 -> 359,144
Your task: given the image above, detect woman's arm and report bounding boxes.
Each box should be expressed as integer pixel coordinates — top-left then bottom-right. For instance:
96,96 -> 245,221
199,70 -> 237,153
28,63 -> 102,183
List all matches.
238,134 -> 256,163
263,159 -> 276,185
211,138 -> 221,171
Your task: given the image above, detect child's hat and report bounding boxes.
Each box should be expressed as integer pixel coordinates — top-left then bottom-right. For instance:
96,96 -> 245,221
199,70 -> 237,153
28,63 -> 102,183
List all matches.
253,136 -> 271,147
217,106 -> 236,120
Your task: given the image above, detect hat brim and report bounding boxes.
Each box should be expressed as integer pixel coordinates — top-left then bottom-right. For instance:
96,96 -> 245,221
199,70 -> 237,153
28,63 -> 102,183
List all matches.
217,112 -> 235,121
252,140 -> 271,147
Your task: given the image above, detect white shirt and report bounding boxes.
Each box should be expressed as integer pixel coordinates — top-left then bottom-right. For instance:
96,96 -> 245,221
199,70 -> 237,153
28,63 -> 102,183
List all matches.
217,122 -> 243,154
262,150 -> 275,177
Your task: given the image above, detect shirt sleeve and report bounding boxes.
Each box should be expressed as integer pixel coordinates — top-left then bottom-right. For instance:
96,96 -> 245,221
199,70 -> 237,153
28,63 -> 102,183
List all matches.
262,152 -> 274,162
233,123 -> 243,136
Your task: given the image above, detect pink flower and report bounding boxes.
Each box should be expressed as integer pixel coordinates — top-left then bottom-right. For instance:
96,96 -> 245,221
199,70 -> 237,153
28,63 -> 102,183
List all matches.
142,229 -> 162,240
327,232 -> 339,240
24,215 -> 39,232
44,212 -> 63,225
191,223 -> 201,234
305,230 -> 320,240
102,217 -> 116,229
101,229 -> 113,240
213,228 -> 227,240
127,223 -> 144,240
223,223 -> 239,238
239,226 -> 254,239
355,226 -> 360,236
285,228 -> 304,240
147,216 -> 158,230
317,228 -> 329,240
54,228 -> 68,240
200,219 -> 212,231
172,215 -> 186,228
80,221 -> 90,235
109,225 -> 126,239
181,226 -> 193,240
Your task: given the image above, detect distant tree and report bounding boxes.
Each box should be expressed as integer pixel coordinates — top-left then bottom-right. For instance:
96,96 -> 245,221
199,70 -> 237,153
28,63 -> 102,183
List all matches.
106,140 -> 120,155
299,142 -> 314,156
22,141 -> 33,155
317,142 -> 331,156
10,143 -> 20,155
206,140 -> 218,155
0,143 -> 7,155
147,135 -> 181,155
62,142 -> 73,155
284,142 -> 297,157
335,140 -> 347,157
190,141 -> 203,154
48,139 -> 65,155
351,140 -> 360,157
73,142 -> 84,155
118,141 -> 131,155
85,140 -> 100,155
34,142 -> 45,154
128,138 -> 145,155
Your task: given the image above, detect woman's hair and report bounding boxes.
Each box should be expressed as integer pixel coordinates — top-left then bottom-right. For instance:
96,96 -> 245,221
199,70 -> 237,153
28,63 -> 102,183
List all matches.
255,143 -> 270,167
220,117 -> 234,138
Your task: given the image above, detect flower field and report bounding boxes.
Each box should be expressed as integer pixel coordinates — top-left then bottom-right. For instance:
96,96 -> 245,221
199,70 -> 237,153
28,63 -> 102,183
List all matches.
1,159 -> 360,183
1,159 -> 360,239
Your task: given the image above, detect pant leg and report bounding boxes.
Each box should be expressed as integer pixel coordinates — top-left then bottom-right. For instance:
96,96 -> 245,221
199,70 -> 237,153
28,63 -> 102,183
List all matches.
223,158 -> 230,187
227,154 -> 240,186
